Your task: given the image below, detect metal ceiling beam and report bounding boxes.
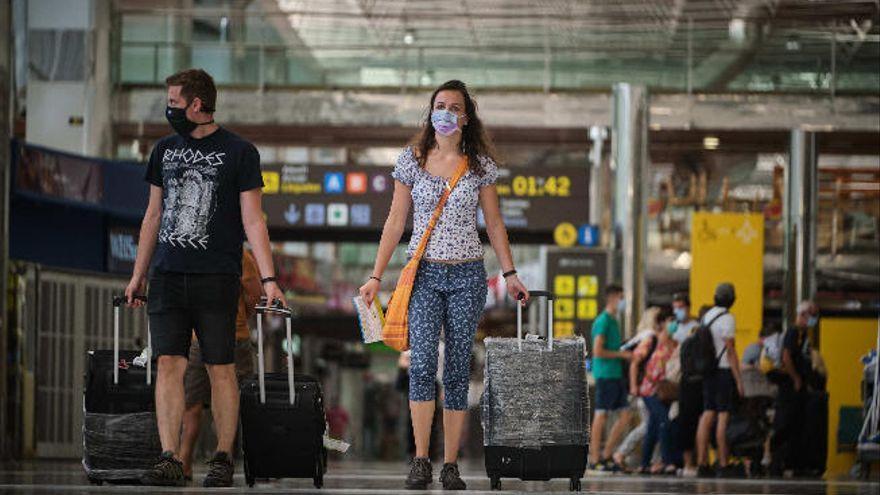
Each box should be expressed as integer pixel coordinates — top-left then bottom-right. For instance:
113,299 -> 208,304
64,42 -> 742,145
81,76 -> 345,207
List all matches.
248,0 -> 325,78
690,0 -> 776,90
112,122 -> 880,154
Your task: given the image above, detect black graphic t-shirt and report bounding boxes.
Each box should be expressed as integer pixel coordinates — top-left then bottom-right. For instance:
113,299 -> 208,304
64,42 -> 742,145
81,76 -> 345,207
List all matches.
145,127 -> 263,275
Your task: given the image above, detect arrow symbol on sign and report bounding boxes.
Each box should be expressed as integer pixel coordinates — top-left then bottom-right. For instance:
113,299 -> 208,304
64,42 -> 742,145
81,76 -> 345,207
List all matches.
284,205 -> 301,225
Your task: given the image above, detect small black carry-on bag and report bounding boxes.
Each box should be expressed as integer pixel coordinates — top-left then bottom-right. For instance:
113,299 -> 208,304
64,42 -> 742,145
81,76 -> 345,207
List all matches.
482,291 -> 590,492
83,295 -> 160,485
239,298 -> 328,488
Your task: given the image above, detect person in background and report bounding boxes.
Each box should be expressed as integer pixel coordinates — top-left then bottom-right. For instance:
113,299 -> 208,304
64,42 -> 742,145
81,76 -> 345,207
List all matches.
326,399 -> 351,444
637,309 -> 679,475
178,249 -> 261,480
695,283 -> 744,478
395,352 -> 417,457
770,300 -> 819,476
663,294 -> 697,475
589,284 -> 633,472
665,293 -> 703,477
612,307 -> 662,470
741,325 -> 781,369
697,305 -> 712,322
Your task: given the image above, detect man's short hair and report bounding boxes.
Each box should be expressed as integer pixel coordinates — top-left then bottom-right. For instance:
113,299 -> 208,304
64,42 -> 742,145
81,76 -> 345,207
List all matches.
672,292 -> 690,307
797,300 -> 817,316
604,284 -> 623,297
714,282 -> 736,308
165,68 -> 217,112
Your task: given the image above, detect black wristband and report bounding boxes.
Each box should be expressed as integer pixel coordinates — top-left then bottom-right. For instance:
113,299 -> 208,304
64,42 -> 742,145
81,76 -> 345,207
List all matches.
502,269 -> 517,278
369,276 -> 382,283
261,276 -> 277,285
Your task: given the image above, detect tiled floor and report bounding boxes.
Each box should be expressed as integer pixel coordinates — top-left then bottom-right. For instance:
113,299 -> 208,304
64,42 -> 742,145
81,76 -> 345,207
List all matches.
0,460 -> 877,494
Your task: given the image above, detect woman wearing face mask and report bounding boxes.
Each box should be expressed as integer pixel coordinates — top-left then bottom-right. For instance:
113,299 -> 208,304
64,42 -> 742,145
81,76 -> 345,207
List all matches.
358,80 -> 528,490
635,310 -> 680,475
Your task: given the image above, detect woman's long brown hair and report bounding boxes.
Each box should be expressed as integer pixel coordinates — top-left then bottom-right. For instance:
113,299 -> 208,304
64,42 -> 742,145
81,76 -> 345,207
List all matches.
411,80 -> 498,176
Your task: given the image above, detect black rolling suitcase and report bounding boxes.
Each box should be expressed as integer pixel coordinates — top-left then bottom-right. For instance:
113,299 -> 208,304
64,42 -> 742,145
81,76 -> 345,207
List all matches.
240,299 -> 327,488
482,291 -> 589,492
83,296 -> 160,485
801,390 -> 829,476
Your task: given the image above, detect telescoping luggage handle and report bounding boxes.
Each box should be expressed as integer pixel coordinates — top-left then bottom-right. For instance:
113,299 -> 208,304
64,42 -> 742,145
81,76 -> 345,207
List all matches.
516,290 -> 554,352
255,297 -> 295,406
111,295 -> 151,386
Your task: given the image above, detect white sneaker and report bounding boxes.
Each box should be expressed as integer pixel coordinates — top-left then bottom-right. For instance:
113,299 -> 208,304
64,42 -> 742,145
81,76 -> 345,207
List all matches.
680,467 -> 698,478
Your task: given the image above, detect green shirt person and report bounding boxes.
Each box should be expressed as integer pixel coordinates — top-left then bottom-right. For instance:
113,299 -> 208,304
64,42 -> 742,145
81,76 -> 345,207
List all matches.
589,284 -> 633,472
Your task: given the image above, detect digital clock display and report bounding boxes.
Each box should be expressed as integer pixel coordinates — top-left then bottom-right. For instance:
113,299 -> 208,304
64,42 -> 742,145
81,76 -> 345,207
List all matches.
505,175 -> 573,197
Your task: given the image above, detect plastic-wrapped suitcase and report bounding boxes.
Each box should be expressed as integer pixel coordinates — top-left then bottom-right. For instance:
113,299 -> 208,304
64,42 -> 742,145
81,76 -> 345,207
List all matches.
82,296 -> 160,485
240,298 -> 327,488
482,291 -> 589,492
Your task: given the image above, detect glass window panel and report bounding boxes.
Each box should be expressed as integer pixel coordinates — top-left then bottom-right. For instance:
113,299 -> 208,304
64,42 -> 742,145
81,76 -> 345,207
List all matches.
121,14 -> 167,42
120,45 -> 157,83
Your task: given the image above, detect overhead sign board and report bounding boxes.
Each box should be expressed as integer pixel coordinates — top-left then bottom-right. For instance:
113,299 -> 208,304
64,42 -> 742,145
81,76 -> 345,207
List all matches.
261,164 -> 589,233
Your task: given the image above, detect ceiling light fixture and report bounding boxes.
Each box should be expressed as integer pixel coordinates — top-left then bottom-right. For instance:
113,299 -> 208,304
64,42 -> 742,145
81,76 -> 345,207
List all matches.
403,29 -> 416,46
729,18 -> 746,43
703,136 -> 720,150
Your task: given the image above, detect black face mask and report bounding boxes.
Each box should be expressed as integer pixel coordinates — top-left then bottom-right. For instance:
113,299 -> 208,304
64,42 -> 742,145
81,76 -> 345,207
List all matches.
165,104 -> 213,136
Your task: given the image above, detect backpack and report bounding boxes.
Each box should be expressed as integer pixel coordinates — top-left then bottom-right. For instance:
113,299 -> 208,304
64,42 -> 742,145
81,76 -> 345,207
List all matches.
680,309 -> 728,381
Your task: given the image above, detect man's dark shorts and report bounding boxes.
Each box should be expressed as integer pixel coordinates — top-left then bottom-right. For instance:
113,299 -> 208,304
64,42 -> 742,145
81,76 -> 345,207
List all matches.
703,369 -> 735,412
595,377 -> 629,413
184,338 -> 255,407
148,272 -> 240,365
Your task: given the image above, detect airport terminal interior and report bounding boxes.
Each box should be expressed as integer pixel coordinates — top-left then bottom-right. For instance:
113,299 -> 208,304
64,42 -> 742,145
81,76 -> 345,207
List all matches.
0,0 -> 879,493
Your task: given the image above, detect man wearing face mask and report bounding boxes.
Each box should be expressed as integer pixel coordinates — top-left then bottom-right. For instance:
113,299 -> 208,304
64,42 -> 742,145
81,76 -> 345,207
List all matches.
589,284 -> 634,472
667,293 -> 702,476
124,68 -> 286,487
770,300 -> 821,476
670,293 -> 698,344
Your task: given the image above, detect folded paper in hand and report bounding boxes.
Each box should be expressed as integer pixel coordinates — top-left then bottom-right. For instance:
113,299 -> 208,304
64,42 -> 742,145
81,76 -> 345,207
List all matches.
352,295 -> 385,344
132,348 -> 151,368
323,435 -> 351,453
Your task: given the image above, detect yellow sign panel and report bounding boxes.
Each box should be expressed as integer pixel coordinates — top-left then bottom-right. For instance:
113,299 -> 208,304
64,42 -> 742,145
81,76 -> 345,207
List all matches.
690,212 -> 764,353
262,171 -> 280,194
554,321 -> 576,338
554,275 -> 575,296
553,222 -> 577,247
577,275 -> 598,297
554,298 -> 575,319
577,299 -> 598,320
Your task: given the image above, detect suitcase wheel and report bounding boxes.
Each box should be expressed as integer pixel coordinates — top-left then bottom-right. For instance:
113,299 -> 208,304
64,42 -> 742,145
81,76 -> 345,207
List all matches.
88,478 -> 103,486
246,476 -> 255,488
569,477 -> 581,492
313,475 -> 323,489
490,477 -> 501,491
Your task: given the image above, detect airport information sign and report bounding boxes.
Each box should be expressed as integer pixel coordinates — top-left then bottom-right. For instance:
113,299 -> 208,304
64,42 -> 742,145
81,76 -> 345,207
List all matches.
543,247 -> 611,341
260,164 -> 589,233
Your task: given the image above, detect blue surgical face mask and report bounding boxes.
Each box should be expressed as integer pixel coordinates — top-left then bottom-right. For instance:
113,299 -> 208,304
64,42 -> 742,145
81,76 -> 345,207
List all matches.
807,316 -> 818,327
616,298 -> 626,313
674,308 -> 687,322
431,109 -> 459,136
